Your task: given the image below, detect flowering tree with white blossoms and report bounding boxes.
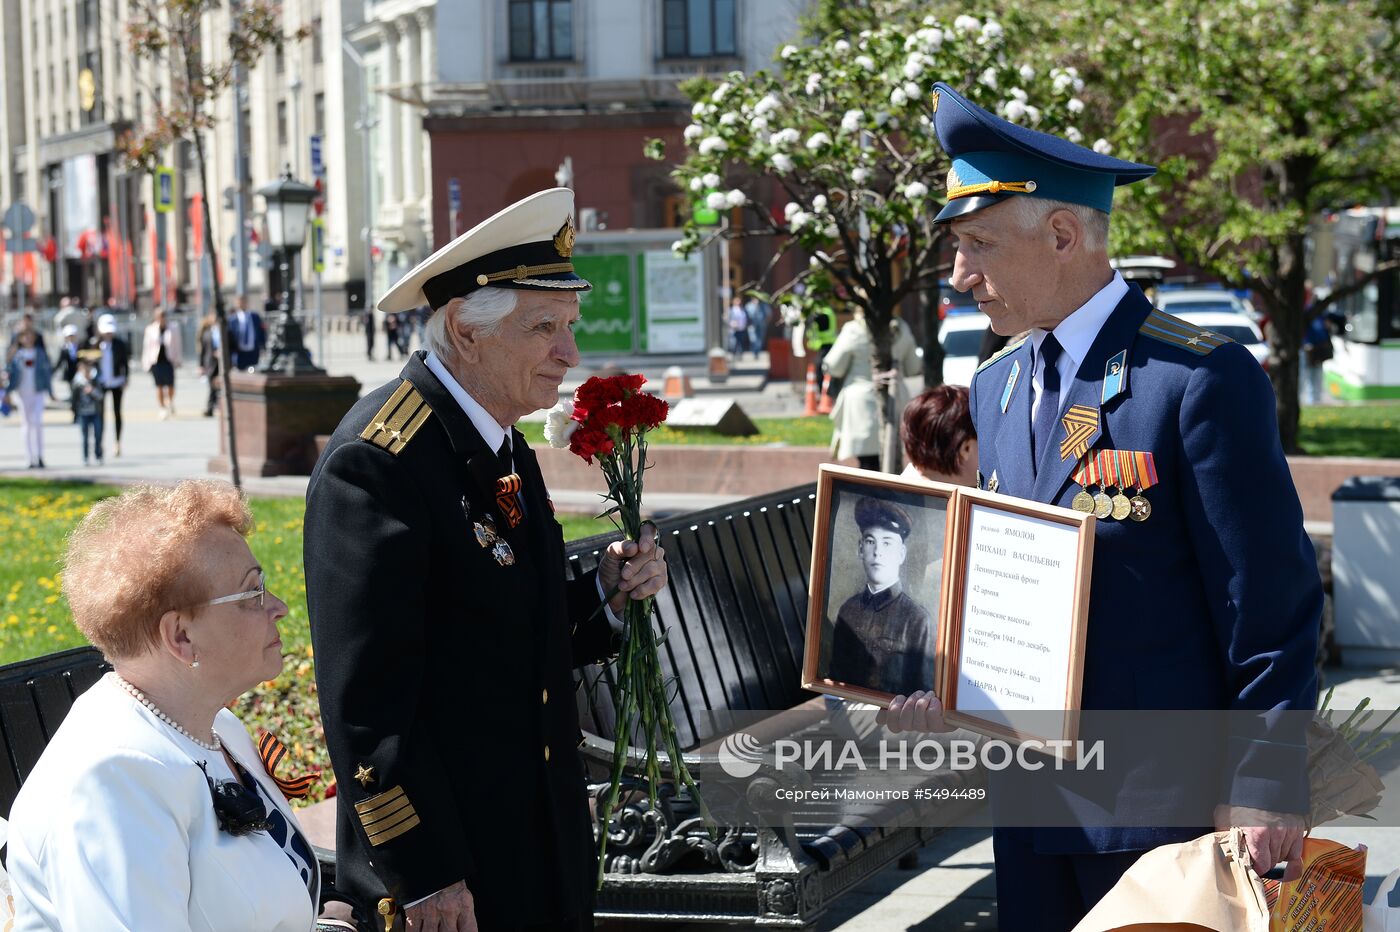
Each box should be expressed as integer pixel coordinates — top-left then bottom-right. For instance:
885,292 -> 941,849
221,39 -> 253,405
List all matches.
660,4 -> 1087,470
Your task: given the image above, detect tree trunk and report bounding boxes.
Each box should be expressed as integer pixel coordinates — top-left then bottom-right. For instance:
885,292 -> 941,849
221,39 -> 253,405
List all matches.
1270,230 -> 1309,455
918,288 -> 944,388
193,129 -> 243,489
866,300 -> 899,473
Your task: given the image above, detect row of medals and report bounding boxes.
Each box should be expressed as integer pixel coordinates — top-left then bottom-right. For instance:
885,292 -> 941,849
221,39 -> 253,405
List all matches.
464,496 -> 516,566
1072,486 -> 1152,522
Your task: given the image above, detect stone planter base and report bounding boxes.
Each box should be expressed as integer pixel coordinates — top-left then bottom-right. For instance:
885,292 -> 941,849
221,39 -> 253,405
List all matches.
208,370 -> 361,477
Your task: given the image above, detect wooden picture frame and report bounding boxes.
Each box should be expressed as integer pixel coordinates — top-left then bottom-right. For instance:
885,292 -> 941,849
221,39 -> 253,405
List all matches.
936,488 -> 1095,755
801,465 -> 960,705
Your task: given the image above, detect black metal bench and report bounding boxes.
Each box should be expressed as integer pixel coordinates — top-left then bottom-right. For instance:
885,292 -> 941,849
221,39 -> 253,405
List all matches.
0,646 -> 111,819
566,483 -> 975,928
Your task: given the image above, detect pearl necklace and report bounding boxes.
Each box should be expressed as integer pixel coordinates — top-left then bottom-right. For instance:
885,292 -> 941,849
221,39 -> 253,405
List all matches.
112,673 -> 222,752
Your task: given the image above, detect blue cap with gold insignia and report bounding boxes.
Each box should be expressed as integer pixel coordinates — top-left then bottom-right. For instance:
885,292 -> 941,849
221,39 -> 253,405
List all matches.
931,83 -> 1155,223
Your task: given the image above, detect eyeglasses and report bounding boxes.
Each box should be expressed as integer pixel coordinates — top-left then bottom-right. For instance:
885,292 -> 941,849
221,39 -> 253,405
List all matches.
204,572 -> 266,611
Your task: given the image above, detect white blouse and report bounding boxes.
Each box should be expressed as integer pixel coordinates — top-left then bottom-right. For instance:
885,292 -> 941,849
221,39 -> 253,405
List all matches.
7,675 -> 318,931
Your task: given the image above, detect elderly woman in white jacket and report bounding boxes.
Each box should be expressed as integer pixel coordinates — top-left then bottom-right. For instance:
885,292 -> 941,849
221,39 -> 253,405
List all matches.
823,310 -> 923,470
7,481 -> 322,932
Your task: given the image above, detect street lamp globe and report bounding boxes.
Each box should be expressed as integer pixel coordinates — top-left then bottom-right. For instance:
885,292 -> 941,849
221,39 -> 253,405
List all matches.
256,168 -> 317,253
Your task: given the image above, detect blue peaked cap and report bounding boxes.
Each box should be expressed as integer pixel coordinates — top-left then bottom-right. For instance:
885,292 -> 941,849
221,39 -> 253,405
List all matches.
931,82 -> 1155,223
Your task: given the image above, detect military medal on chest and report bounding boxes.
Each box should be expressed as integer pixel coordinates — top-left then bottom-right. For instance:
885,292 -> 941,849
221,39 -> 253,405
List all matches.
1073,449 -> 1158,522
491,538 -> 515,566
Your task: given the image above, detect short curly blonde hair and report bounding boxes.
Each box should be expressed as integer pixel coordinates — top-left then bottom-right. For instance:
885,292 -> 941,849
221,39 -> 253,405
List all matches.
63,481 -> 254,660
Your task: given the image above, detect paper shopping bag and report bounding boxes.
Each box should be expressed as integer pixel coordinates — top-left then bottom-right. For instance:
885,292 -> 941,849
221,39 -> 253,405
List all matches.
1265,837 -> 1366,932
1365,868 -> 1400,932
1073,829 -> 1270,932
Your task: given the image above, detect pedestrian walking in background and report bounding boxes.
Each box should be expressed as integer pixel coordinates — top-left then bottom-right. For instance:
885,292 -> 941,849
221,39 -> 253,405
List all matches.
91,315 -> 130,456
228,296 -> 266,371
1301,314 -> 1333,405
362,308 -> 376,360
5,329 -> 52,468
71,352 -> 105,465
54,325 -> 82,404
727,295 -> 750,357
745,294 -> 771,355
197,311 -> 224,417
6,311 -> 46,364
824,310 -> 921,470
142,307 -> 182,419
383,311 -> 401,359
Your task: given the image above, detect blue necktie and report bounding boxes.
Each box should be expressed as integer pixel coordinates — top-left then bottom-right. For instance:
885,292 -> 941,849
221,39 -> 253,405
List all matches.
1029,333 -> 1063,478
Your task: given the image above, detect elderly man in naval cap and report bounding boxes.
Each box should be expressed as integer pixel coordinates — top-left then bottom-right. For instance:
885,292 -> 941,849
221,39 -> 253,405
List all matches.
305,188 -> 669,931
883,85 -> 1320,929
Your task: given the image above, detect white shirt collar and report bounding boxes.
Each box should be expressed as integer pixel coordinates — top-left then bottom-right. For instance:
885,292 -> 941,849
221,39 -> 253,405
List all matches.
423,351 -> 510,456
1030,271 -> 1129,376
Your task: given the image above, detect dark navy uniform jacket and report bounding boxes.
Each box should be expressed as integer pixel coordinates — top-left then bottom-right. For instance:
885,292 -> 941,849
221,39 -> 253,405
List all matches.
968,285 -> 1321,854
305,352 -> 615,925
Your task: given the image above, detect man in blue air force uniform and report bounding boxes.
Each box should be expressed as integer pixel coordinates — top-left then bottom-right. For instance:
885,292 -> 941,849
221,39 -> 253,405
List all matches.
883,84 -> 1321,930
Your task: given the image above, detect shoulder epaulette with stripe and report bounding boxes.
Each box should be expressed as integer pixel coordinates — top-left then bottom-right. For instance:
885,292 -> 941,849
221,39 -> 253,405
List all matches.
358,381 -> 434,455
1139,309 -> 1233,356
974,337 -> 1026,375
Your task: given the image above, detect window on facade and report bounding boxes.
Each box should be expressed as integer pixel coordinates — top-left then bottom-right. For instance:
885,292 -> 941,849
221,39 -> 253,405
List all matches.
663,0 -> 735,58
508,0 -> 573,61
314,91 -> 325,137
275,42 -> 285,75
311,17 -> 323,64
277,100 -> 288,147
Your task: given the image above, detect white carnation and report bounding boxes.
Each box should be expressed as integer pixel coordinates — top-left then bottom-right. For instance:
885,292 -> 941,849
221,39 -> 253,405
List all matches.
1067,97 -> 1085,114
698,136 -> 728,155
705,191 -> 727,210
841,109 -> 864,133
772,153 -> 795,173
1092,138 -> 1113,155
703,172 -> 721,188
543,401 -> 578,449
806,132 -> 832,150
780,44 -> 798,59
725,189 -> 747,208
904,181 -> 929,199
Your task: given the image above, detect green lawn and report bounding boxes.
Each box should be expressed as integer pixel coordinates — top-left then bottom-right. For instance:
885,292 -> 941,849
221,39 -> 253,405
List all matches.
1299,403 -> 1400,459
0,479 -> 614,801
517,414 -> 836,448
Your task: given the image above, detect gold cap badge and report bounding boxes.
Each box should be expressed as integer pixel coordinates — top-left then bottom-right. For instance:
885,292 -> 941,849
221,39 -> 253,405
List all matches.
553,217 -> 576,258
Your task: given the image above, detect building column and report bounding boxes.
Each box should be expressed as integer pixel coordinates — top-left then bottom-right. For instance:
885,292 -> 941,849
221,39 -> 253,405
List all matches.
415,8 -> 435,219
400,16 -> 422,207
381,23 -> 403,207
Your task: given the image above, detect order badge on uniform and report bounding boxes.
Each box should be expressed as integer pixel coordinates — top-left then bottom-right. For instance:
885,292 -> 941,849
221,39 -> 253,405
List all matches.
491,539 -> 515,566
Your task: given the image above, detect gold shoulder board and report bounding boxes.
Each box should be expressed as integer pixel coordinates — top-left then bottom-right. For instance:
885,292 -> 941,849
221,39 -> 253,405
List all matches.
1139,309 -> 1233,356
359,381 -> 434,455
974,337 -> 1026,375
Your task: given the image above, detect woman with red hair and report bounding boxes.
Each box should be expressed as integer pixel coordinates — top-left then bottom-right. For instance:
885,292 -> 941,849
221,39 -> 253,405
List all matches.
900,383 -> 977,486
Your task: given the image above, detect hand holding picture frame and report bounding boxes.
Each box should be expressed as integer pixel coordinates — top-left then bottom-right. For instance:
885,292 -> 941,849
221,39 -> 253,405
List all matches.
802,466 -> 1095,752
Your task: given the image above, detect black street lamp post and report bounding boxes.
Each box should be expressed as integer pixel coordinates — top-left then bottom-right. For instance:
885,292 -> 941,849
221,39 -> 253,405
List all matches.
256,168 -> 322,375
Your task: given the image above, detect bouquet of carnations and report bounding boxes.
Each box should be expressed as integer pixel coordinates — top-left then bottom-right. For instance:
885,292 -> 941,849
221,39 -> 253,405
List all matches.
544,374 -> 711,885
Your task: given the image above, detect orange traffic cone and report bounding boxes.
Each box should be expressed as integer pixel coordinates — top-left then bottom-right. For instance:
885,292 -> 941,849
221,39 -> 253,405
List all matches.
818,373 -> 835,414
803,361 -> 820,416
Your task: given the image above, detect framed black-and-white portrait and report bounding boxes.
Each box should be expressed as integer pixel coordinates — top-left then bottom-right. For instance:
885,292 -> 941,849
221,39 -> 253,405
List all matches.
802,464 -> 958,704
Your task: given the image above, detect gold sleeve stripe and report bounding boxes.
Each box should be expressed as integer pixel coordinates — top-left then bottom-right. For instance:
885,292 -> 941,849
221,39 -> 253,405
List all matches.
354,785 -> 407,816
358,795 -> 414,828
366,812 -> 421,847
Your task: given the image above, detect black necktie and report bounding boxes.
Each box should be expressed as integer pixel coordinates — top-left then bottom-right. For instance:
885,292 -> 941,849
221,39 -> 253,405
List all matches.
496,437 -> 512,475
1029,333 -> 1063,478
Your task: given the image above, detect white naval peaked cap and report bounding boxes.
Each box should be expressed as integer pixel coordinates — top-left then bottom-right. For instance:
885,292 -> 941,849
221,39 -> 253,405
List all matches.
378,187 -> 590,313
